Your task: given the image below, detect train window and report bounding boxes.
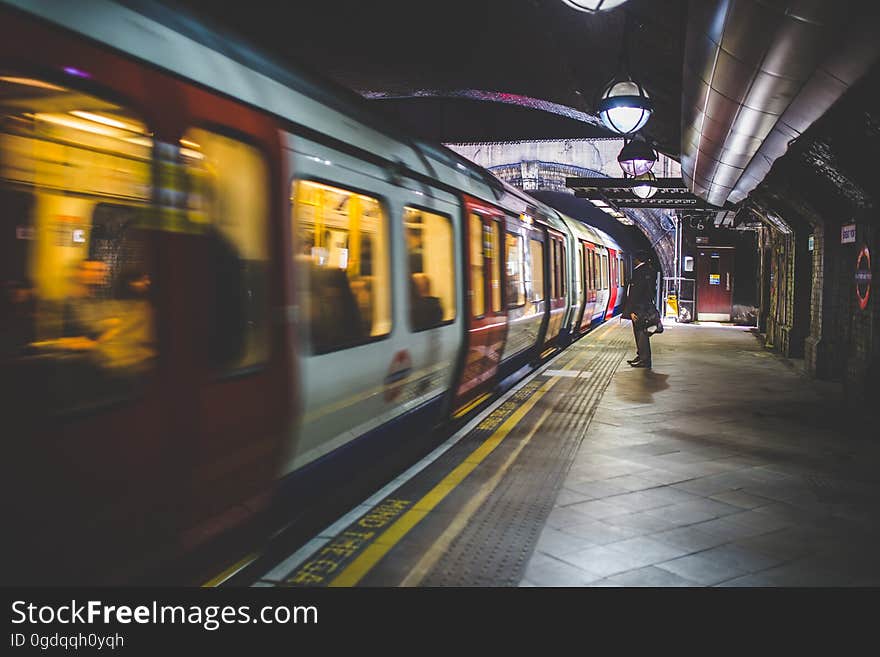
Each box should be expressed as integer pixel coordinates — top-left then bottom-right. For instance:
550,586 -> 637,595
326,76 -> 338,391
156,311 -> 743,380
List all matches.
558,241 -> 566,298
550,241 -> 558,299
619,256 -> 625,287
576,245 -> 587,292
404,207 -> 455,331
602,253 -> 609,289
528,238 -> 544,303
182,128 -> 270,371
505,232 -> 525,308
583,248 -> 589,292
490,222 -> 502,313
591,251 -> 598,291
0,74 -> 157,418
291,180 -> 391,353
468,214 -> 485,318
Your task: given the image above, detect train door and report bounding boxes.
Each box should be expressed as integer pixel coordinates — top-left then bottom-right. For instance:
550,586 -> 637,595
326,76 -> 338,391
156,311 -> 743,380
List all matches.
452,196 -> 507,416
544,231 -> 567,347
500,216 -> 544,365
594,249 -> 610,323
172,85 -> 292,547
696,246 -> 735,321
0,14 -> 184,583
286,146 -> 398,471
578,241 -> 596,332
605,248 -> 619,319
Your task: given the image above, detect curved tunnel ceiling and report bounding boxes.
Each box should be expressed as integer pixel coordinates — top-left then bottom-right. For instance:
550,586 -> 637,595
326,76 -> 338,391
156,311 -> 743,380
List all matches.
162,0 -> 686,153
681,0 -> 880,208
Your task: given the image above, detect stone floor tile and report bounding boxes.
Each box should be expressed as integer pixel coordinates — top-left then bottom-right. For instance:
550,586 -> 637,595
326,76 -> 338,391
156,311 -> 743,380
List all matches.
566,479 -> 632,499
535,527 -> 597,558
559,545 -> 658,578
709,489 -> 775,509
605,565 -> 700,587
545,506 -> 594,531
650,526 -> 728,553
689,516 -> 770,542
522,557 -> 604,587
553,487 -> 594,508
603,474 -> 660,492
694,543 -> 788,573
603,510 -> 684,534
558,518 -> 643,544
601,490 -> 675,512
655,553 -> 750,586
605,535 -> 693,565
567,498 -> 633,520
644,501 -> 723,526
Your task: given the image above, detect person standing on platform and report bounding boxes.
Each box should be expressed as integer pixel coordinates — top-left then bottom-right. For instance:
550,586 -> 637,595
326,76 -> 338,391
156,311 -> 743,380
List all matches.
623,250 -> 660,369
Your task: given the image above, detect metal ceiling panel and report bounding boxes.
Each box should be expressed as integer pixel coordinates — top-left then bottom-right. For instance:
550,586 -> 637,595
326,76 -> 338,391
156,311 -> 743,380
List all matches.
681,0 -> 880,207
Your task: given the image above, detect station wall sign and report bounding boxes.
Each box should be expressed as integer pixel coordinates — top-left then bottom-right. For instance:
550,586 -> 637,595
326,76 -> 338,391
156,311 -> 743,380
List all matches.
841,223 -> 856,244
808,235 -> 814,252
855,246 -> 871,311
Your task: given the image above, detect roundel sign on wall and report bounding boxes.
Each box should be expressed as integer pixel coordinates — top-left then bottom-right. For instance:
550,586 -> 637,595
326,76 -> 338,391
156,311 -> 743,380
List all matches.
855,246 -> 872,311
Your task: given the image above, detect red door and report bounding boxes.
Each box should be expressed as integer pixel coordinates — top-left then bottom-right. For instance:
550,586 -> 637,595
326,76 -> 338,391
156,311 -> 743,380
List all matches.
605,248 -> 618,319
453,196 -> 508,416
0,10 -> 184,582
696,247 -> 735,321
578,241 -> 597,332
170,83 -> 293,550
543,232 -> 567,347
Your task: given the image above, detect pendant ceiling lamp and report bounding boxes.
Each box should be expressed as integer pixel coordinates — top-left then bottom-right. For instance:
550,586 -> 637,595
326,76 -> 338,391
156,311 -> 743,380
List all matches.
631,171 -> 658,199
596,9 -> 653,135
561,0 -> 630,11
598,76 -> 653,135
617,136 -> 657,177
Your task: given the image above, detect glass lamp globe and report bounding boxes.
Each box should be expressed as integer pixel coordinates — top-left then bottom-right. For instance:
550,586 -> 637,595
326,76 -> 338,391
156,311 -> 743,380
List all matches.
597,77 -> 653,135
561,0 -> 630,11
617,138 -> 657,177
632,171 -> 658,199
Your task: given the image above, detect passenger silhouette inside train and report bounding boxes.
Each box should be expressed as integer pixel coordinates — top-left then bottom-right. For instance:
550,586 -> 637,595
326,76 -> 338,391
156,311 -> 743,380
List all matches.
349,276 -> 374,338
410,272 -> 443,331
307,264 -> 367,353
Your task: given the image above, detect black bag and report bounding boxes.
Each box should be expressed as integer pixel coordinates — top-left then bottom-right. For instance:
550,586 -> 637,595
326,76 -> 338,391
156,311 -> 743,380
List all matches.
639,304 -> 664,334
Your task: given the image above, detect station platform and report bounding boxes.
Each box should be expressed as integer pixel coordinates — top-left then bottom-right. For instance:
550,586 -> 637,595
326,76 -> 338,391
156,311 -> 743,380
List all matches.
246,319 -> 880,587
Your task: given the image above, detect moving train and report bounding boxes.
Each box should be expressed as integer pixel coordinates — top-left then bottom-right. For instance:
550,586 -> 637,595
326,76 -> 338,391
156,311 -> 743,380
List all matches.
0,0 -> 627,582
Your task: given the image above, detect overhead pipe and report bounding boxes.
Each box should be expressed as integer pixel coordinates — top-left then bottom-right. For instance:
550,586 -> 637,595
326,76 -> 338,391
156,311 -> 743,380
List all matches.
680,0 -> 880,208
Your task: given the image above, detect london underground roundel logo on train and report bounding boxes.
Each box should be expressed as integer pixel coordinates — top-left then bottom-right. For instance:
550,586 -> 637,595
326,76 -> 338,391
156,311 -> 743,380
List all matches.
856,246 -> 871,311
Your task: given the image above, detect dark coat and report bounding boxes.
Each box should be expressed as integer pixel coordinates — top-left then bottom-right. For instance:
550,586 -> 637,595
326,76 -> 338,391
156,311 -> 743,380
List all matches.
623,262 -> 656,317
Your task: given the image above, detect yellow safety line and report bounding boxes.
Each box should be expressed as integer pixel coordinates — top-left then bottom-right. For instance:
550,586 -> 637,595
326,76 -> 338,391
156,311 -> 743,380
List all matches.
400,404 -> 554,587
328,376 -> 559,587
452,391 -> 492,419
202,552 -> 258,588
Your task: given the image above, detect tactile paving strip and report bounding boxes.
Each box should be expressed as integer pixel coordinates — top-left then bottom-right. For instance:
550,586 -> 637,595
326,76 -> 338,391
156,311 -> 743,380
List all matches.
419,323 -> 630,586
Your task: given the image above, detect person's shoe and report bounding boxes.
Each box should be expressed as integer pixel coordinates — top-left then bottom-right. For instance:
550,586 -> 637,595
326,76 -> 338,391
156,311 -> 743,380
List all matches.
626,357 -> 640,364
654,322 -> 664,334
630,361 -> 652,368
